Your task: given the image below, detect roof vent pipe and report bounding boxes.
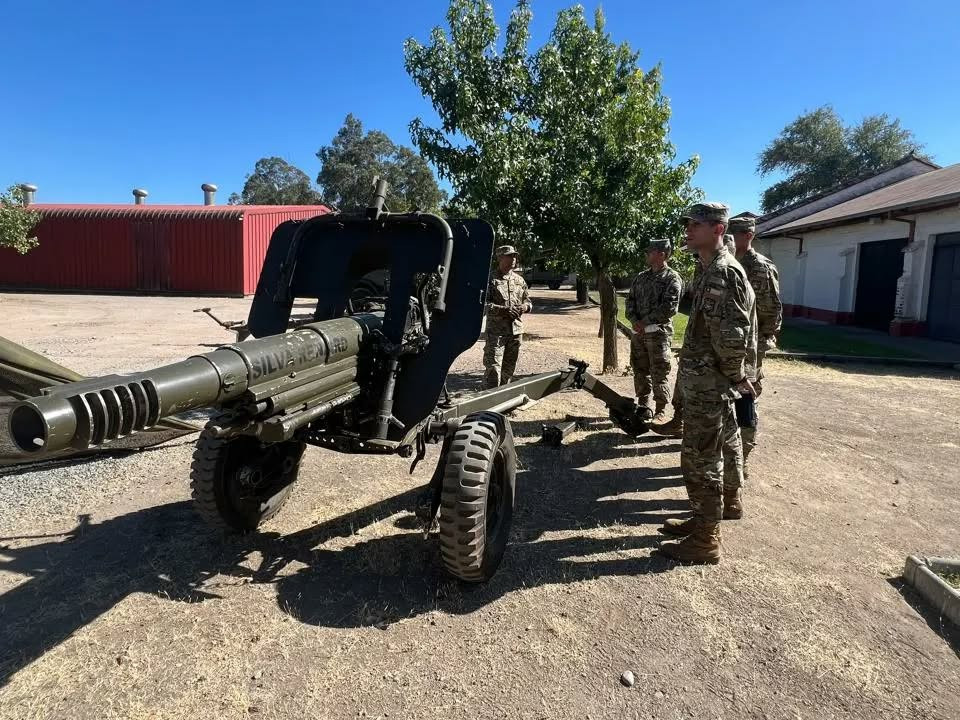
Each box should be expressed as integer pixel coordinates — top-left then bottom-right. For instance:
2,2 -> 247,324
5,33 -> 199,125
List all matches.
20,184 -> 37,206
133,188 -> 148,205
201,183 -> 217,206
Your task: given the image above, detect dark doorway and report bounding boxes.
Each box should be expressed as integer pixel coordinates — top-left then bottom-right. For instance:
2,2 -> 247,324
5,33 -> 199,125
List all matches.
854,238 -> 908,330
927,233 -> 960,343
134,222 -> 170,291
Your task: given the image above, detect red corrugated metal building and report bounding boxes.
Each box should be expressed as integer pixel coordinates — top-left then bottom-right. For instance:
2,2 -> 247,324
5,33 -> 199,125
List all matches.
0,204 -> 331,296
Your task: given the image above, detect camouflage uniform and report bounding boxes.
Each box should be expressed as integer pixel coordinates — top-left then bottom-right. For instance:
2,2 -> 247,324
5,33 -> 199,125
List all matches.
677,219 -> 756,527
730,217 -> 783,473
625,241 -> 682,414
667,234 -> 735,423
483,247 -> 532,388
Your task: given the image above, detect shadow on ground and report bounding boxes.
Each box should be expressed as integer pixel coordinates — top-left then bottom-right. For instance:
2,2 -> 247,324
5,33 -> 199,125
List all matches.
0,424 -> 678,685
528,296 -> 597,316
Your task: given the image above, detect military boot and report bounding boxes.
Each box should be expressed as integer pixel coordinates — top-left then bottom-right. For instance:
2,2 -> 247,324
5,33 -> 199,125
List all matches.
658,522 -> 721,564
658,516 -> 698,536
650,412 -> 683,437
723,487 -> 743,520
651,403 -> 668,425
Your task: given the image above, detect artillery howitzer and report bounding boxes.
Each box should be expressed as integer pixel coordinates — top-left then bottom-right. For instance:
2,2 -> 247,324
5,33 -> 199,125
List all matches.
7,181 -> 648,582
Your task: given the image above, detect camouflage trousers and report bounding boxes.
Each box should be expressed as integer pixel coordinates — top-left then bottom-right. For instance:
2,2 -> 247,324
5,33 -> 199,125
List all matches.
739,397 -> 760,480
630,331 -> 672,409
740,353 -> 767,480
674,372 -> 745,491
679,373 -> 742,523
670,373 -> 683,415
483,332 -> 522,388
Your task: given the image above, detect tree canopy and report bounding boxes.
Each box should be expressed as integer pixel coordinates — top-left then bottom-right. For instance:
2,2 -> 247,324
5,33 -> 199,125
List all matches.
758,106 -> 924,213
405,0 -> 698,371
0,185 -> 40,255
316,114 -> 445,212
227,157 -> 322,205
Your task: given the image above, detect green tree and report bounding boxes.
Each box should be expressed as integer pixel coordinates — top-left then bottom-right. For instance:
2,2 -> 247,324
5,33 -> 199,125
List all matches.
228,157 -> 322,205
405,1 -> 539,253
316,114 -> 446,212
405,1 -> 698,371
758,106 -> 924,213
0,185 -> 40,255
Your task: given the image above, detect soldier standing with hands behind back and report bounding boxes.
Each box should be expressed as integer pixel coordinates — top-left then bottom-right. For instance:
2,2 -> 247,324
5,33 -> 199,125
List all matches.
483,245 -> 532,388
625,239 -> 682,423
658,203 -> 757,565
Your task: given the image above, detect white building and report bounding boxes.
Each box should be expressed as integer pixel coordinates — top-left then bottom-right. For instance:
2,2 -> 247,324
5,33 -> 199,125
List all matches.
756,162 -> 960,342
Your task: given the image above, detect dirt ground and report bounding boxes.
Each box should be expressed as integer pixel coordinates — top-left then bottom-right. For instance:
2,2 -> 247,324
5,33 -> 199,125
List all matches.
1,290 -> 958,720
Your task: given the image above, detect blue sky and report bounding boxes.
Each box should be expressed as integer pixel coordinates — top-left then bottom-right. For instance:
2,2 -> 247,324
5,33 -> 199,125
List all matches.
3,0 -> 959,215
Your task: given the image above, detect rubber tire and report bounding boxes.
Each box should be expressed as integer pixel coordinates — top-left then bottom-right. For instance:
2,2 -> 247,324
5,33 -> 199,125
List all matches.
548,279 -> 562,290
190,420 -> 305,533
438,411 -> 516,582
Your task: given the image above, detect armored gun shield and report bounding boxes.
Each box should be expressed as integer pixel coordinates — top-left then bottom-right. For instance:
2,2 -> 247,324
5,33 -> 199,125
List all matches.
247,214 -> 494,442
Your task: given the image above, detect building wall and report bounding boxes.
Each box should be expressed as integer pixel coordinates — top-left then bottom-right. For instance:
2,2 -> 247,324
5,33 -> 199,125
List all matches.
766,237 -> 800,306
0,216 -> 246,294
909,206 -> 960,321
762,205 -> 960,331
0,216 -> 136,290
0,206 -> 331,296
241,208 -> 329,294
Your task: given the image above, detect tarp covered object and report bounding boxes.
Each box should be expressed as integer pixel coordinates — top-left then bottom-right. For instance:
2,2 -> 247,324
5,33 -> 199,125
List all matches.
0,335 -> 199,467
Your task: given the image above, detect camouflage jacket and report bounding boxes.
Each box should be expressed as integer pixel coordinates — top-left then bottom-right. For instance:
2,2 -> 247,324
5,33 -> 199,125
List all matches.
485,269 -> 531,335
624,266 -> 682,335
679,246 -> 758,395
738,248 -> 782,350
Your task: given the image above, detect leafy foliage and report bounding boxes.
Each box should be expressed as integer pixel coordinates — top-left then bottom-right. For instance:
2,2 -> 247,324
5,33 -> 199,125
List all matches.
0,185 -> 40,254
316,114 -> 446,212
758,106 -> 924,213
405,1 -> 699,370
227,157 -> 322,205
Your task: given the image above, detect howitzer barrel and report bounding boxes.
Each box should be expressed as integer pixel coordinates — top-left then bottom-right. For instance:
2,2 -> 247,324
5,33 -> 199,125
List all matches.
9,315 -> 381,454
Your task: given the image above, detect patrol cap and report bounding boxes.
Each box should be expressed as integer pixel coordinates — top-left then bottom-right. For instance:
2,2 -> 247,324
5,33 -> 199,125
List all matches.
728,216 -> 756,233
681,202 -> 729,224
647,238 -> 672,253
495,244 -> 519,257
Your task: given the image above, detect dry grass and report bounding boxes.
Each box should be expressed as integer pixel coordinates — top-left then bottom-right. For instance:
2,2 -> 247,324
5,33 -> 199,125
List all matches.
938,572 -> 960,590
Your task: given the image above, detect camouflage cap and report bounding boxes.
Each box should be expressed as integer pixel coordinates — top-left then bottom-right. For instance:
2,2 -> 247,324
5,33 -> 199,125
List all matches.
647,238 -> 672,253
495,244 -> 519,257
681,202 -> 729,224
723,234 -> 736,252
728,215 -> 756,233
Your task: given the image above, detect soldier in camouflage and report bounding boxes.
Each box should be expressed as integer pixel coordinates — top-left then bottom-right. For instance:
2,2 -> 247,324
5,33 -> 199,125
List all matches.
657,232 -> 757,519
729,215 -> 783,477
625,239 -> 682,423
654,233 -> 738,437
657,203 -> 758,565
483,245 -> 532,388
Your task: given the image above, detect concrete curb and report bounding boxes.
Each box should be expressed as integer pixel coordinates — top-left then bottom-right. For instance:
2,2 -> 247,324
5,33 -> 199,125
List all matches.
764,352 -> 960,370
903,555 -> 960,627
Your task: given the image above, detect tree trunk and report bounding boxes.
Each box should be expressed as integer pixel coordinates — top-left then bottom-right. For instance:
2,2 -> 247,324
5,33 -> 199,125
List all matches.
596,270 -> 619,373
576,277 -> 588,304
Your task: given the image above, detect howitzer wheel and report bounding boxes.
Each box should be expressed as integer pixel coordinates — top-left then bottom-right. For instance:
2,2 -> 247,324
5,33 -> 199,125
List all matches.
190,417 -> 305,532
438,412 -> 516,582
